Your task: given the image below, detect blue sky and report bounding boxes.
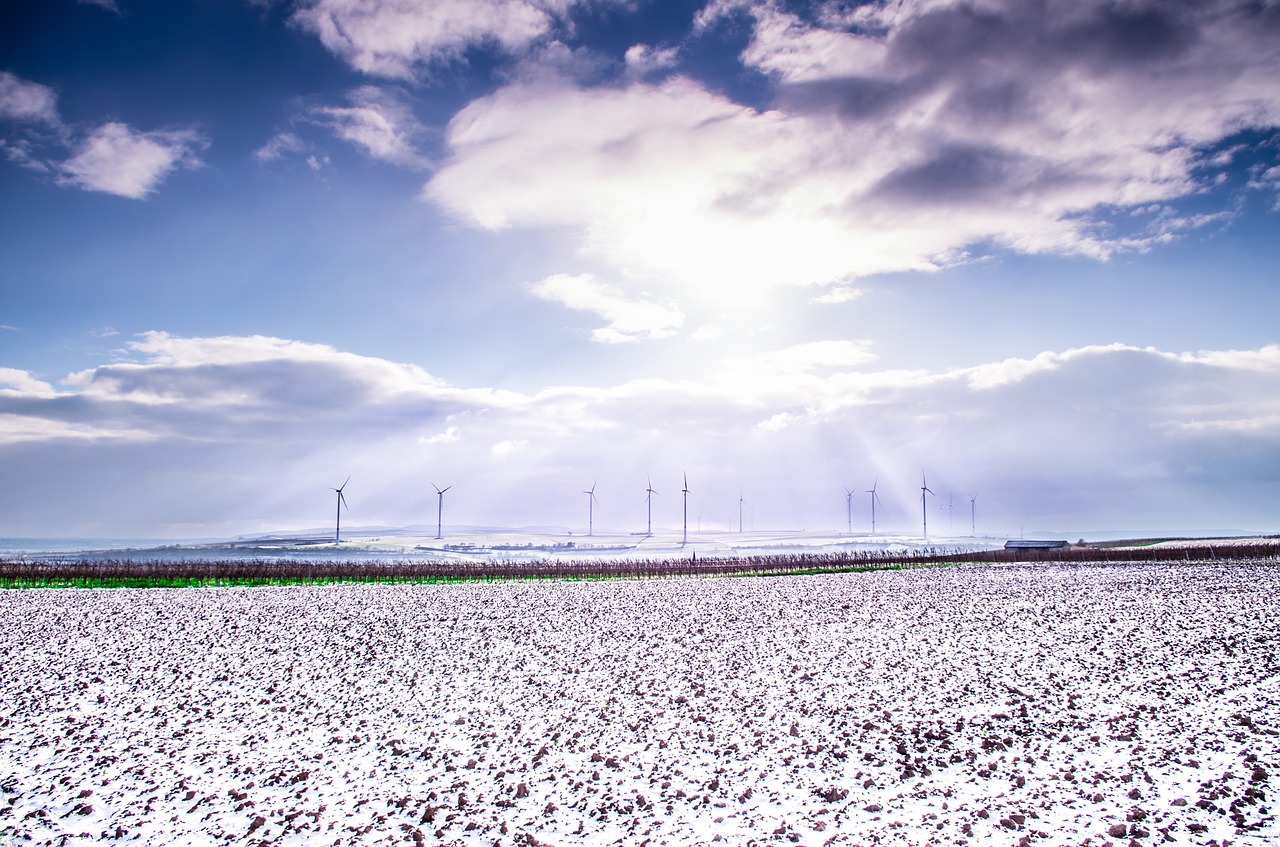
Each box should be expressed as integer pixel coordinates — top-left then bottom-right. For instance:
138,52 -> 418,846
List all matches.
2,0 -> 1279,539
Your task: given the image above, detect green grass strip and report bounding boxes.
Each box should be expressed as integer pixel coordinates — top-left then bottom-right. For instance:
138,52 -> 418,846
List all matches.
0,561 -> 924,590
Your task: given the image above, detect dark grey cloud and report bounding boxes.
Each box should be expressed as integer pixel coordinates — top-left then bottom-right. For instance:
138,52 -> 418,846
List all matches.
870,143 -> 1027,203
776,74 -> 925,120
883,0 -> 1201,75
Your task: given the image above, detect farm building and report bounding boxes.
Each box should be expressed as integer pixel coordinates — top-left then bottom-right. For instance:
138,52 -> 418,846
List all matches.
1004,539 -> 1070,550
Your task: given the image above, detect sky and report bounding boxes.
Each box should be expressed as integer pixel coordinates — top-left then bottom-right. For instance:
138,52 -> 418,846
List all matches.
2,0 -> 1279,541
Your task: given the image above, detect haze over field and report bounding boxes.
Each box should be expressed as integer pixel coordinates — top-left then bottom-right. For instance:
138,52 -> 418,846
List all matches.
2,0 -> 1279,539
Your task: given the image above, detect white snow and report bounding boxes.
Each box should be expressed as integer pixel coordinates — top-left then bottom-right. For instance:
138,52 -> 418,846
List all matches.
1,559 -> 1276,846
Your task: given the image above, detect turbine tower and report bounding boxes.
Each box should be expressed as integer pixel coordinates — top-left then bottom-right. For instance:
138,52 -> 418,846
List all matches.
920,471 -> 935,541
584,481 -> 598,537
844,488 -> 854,534
645,475 -> 658,536
681,473 -> 690,546
433,483 -> 451,540
866,478 -> 880,535
969,492 -> 978,537
738,490 -> 744,534
330,476 -> 350,544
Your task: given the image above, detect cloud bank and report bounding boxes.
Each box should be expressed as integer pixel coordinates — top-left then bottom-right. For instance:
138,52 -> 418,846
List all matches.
2,332 -> 1278,535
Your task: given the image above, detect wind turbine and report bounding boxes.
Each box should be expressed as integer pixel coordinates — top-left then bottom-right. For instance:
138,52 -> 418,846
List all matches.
432,483 -> 451,540
866,478 -> 880,535
738,490 -> 744,534
645,475 -> 658,536
329,476 -> 350,544
681,473 -> 690,546
584,481 -> 598,537
969,493 -> 978,536
920,471 -> 935,541
844,488 -> 854,534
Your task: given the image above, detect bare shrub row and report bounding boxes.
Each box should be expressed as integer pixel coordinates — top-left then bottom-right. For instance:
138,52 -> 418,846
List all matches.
1,540 -> 1277,587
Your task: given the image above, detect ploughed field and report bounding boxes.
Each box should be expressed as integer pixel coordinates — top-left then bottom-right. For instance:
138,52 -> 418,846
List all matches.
1,560 -> 1276,846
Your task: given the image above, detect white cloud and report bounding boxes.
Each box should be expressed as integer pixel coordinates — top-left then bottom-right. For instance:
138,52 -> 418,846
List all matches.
1177,344 -> 1280,374
0,368 -> 57,398
291,0 -> 582,79
424,0 -> 1280,305
49,332 -> 517,425
624,44 -> 680,79
59,122 -> 204,199
506,40 -> 613,85
2,74 -> 201,199
491,438 -> 526,456
0,414 -> 147,443
427,76 -> 893,305
254,132 -> 309,164
315,86 -> 430,170
419,425 -> 461,445
963,348 -> 1078,391
809,284 -> 863,304
530,273 -> 684,343
1250,164 -> 1280,210
689,324 -> 723,342
751,340 -> 877,373
0,72 -> 60,125
755,411 -> 798,433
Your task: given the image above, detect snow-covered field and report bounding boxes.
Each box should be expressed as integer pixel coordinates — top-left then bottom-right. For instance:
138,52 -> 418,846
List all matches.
1,560 -> 1276,846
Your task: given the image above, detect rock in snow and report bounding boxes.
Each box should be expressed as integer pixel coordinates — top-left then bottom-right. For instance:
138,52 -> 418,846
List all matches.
1,559 -> 1277,845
